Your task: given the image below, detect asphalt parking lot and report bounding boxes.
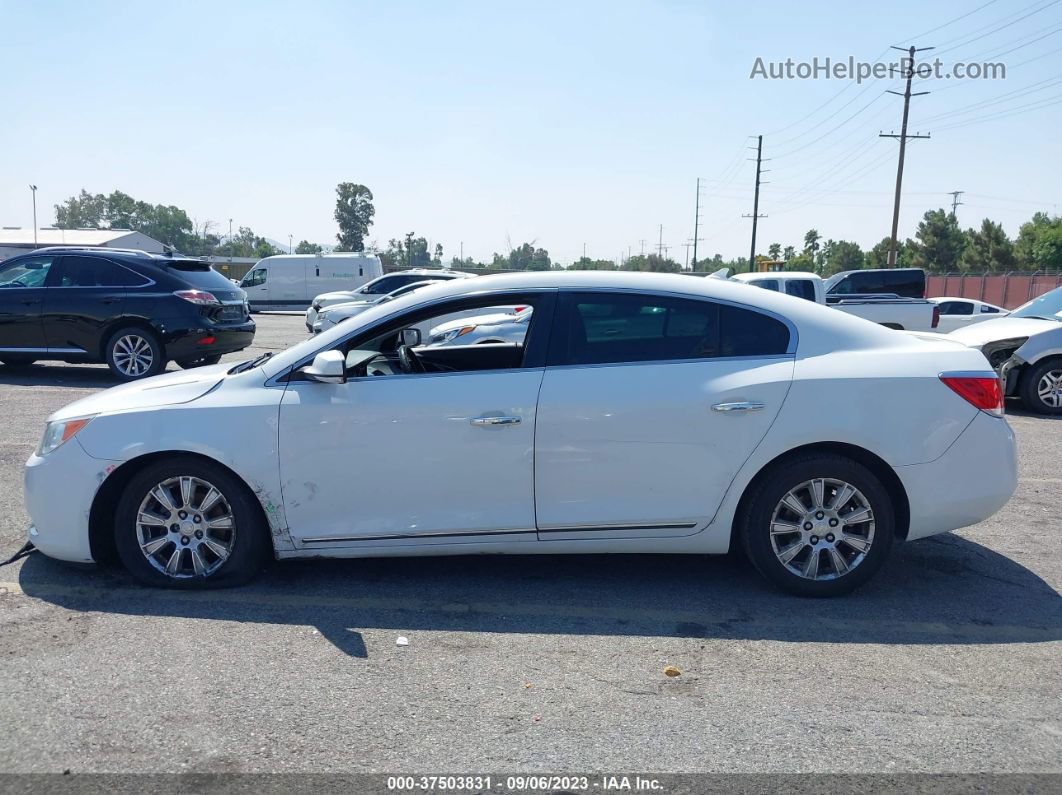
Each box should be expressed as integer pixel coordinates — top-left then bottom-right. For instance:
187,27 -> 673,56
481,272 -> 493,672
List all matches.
0,314 -> 1059,775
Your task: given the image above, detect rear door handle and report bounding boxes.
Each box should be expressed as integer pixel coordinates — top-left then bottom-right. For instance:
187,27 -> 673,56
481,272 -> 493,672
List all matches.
711,401 -> 766,413
471,415 -> 522,427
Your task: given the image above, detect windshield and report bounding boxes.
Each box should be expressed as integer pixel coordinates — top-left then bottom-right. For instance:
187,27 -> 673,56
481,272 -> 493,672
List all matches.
1011,287 -> 1062,321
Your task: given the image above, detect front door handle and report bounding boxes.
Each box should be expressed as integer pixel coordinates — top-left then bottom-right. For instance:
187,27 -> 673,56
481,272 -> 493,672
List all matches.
471,415 -> 522,427
711,401 -> 766,413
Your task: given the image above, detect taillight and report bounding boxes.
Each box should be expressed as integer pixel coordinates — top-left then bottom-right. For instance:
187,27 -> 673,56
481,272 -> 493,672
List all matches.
931,305 -> 940,329
174,289 -> 220,306
940,374 -> 1004,416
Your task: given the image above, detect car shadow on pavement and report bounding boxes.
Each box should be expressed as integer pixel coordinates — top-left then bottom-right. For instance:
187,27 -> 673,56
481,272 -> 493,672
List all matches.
14,531 -> 1061,658
0,364 -> 123,388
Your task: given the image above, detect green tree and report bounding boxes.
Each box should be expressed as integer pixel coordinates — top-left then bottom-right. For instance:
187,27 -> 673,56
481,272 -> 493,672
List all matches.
821,240 -> 864,277
802,229 -> 821,257
864,236 -> 915,269
334,183 -> 375,252
910,209 -> 966,272
782,245 -> 795,262
502,243 -> 551,271
1015,212 -> 1062,270
54,189 -> 107,229
960,219 -> 1014,272
622,253 -> 680,273
767,243 -> 781,261
382,233 -> 435,269
570,257 -> 618,270
295,240 -> 323,254
1032,225 -> 1062,270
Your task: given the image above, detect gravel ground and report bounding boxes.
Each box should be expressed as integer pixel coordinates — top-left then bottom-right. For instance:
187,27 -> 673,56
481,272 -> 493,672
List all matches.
0,314 -> 1059,775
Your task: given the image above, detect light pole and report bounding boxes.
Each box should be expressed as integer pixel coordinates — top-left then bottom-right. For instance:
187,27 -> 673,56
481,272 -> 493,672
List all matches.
289,234 -> 293,254
29,185 -> 38,248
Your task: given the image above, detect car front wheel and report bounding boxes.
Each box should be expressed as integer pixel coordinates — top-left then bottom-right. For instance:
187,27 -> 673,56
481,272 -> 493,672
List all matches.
1020,359 -> 1062,415
114,457 -> 269,588
740,453 -> 894,597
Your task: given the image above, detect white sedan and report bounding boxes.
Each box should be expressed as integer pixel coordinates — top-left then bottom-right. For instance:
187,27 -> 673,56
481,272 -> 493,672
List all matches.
24,272 -> 1016,596
313,280 -> 437,334
928,297 -> 1009,333
427,307 -> 533,345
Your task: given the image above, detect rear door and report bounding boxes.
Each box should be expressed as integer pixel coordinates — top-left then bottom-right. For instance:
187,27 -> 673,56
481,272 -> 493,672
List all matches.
534,290 -> 795,539
0,255 -> 55,351
42,256 -> 142,354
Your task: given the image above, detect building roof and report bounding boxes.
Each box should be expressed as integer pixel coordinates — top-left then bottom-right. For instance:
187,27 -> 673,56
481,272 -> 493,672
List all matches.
0,228 -> 159,247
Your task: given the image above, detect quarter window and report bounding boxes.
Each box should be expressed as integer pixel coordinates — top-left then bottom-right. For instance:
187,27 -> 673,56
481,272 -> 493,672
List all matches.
550,292 -> 790,366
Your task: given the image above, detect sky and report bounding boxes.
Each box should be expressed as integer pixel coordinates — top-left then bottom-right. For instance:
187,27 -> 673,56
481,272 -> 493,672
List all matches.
1,0 -> 1060,265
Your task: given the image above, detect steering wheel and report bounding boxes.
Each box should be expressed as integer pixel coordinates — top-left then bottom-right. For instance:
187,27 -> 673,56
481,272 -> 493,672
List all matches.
397,344 -> 425,374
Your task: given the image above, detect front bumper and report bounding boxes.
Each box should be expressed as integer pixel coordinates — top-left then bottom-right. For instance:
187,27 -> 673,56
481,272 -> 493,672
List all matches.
25,439 -> 120,563
894,411 -> 1017,541
163,321 -> 256,361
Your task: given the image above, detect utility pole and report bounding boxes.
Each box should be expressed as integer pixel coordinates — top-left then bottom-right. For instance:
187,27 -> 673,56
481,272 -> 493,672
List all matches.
228,218 -> 233,265
582,242 -> 587,259
683,240 -> 693,270
460,241 -> 464,261
742,135 -> 768,273
657,224 -> 664,257
692,178 -> 702,271
881,45 -> 933,267
948,190 -> 964,217
639,239 -> 646,256
29,185 -> 37,248
288,234 -> 293,254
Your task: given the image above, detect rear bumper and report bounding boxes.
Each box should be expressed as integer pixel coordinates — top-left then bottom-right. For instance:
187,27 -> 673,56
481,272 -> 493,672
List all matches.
163,321 -> 256,361
895,411 -> 1017,541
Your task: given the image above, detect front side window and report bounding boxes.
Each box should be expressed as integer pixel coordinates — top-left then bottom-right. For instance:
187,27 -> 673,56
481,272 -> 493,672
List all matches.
0,256 -> 53,288
549,292 -> 790,366
242,268 -> 267,287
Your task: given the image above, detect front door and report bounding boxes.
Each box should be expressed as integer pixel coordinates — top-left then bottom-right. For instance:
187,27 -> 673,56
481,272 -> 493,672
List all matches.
534,290 -> 795,539
0,255 -> 55,351
277,291 -> 554,545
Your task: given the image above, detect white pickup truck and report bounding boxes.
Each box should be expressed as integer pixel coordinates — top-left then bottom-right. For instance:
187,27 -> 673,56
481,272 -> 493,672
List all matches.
730,270 -> 940,331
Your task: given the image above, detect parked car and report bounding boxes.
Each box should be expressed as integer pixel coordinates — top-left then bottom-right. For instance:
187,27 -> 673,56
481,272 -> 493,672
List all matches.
427,307 -> 533,345
240,253 -> 383,312
949,286 -> 1062,415
305,268 -> 473,331
731,271 -> 939,331
825,267 -> 926,299
312,280 -> 440,333
0,247 -> 254,380
24,272 -> 1016,596
928,297 -> 1008,333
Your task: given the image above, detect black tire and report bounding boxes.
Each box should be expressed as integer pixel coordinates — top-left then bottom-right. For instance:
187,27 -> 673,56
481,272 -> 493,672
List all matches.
105,326 -> 166,381
114,456 -> 270,589
176,354 -> 223,370
739,453 -> 895,597
1019,358 -> 1062,416
0,357 -> 37,367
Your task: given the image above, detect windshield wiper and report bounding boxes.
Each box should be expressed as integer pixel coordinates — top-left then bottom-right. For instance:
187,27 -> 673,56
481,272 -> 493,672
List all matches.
229,351 -> 274,374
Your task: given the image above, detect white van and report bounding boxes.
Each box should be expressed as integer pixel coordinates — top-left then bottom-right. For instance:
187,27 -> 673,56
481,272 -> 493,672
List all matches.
240,253 -> 383,311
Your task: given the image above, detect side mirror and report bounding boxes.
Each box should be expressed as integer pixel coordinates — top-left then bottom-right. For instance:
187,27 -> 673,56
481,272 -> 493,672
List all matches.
302,350 -> 346,384
400,327 -> 422,347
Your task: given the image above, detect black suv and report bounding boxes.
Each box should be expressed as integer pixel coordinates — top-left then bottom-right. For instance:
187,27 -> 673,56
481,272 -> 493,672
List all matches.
0,247 -> 255,380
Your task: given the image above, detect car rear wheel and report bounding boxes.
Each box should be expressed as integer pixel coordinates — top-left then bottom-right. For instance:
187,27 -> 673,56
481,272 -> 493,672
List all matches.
740,453 -> 894,597
114,457 -> 269,588
106,327 -> 166,380
176,354 -> 223,369
1019,359 -> 1062,416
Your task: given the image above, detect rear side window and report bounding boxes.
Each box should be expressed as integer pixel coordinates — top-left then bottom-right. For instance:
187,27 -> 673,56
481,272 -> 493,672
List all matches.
785,280 -> 816,301
752,279 -> 780,292
53,256 -> 149,287
981,304 -> 1000,314
939,301 -> 973,315
550,292 -> 790,365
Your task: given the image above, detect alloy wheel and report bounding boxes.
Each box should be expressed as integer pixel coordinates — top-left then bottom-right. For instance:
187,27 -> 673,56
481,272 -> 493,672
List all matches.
769,477 -> 875,581
1036,368 -> 1062,409
135,476 -> 236,579
113,334 -> 154,377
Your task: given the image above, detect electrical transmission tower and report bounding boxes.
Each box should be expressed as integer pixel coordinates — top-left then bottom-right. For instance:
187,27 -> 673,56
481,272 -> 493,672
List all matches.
948,190 -> 964,216
880,44 -> 933,268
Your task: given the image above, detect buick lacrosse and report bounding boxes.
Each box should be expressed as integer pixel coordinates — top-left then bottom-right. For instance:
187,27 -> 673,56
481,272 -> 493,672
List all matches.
24,272 -> 1016,596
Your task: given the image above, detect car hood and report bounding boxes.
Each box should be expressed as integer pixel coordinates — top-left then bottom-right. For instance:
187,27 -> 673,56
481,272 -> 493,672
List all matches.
321,301 -> 374,318
316,290 -> 363,302
48,364 -> 231,422
947,316 -> 1061,347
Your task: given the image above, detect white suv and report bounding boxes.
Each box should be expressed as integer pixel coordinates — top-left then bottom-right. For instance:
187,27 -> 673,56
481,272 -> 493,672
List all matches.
305,269 -> 473,331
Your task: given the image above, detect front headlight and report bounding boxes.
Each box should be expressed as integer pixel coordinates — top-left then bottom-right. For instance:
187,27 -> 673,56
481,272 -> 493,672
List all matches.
432,325 -> 477,344
39,415 -> 95,456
